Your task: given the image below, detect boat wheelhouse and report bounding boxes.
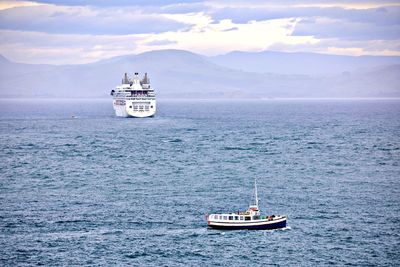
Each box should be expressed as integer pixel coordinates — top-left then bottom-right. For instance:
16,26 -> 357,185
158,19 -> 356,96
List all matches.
206,180 -> 287,230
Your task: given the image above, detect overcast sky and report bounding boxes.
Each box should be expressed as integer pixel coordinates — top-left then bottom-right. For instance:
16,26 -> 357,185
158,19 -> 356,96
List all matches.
0,0 -> 399,64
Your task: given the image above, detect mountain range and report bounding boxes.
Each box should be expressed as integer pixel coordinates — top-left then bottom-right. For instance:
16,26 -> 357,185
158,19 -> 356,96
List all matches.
0,49 -> 399,99
209,50 -> 400,76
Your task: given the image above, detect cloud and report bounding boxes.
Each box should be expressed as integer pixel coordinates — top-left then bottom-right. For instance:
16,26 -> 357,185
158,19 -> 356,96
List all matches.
209,5 -> 400,42
293,17 -> 400,41
222,27 -> 238,32
207,0 -> 400,9
0,1 -> 45,10
159,2 -> 210,14
0,5 -> 192,35
0,29 -> 144,64
30,0 -> 202,7
0,17 -> 313,63
1,0 -> 399,64
145,39 -> 177,46
141,18 -> 315,56
210,5 -> 400,25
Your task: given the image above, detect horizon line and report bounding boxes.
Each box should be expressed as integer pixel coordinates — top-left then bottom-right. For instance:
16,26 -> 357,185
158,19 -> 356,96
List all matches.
1,97 -> 400,102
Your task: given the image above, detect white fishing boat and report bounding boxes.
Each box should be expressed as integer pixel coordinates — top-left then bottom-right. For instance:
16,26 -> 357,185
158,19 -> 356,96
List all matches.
206,180 -> 287,230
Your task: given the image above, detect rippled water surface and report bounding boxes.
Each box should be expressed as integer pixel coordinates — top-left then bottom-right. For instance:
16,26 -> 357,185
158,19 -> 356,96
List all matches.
1,99 -> 399,266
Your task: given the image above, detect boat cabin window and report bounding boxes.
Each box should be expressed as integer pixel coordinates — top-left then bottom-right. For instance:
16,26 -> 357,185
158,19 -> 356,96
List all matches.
234,216 -> 239,220
228,216 -> 233,220
254,216 -> 259,220
240,216 -> 244,220
223,216 -> 227,220
245,216 -> 251,221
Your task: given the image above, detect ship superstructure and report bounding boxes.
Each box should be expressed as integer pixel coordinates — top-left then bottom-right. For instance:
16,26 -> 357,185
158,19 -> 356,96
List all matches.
110,72 -> 156,118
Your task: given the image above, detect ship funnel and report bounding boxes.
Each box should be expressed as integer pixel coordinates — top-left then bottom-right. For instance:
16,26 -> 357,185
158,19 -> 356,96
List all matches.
123,73 -> 130,84
142,72 -> 150,84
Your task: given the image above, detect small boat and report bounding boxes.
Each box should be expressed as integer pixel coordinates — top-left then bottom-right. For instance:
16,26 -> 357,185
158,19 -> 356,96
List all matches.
206,180 -> 287,230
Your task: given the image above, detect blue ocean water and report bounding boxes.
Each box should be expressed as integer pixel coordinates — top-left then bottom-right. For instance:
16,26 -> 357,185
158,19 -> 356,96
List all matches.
0,99 -> 399,266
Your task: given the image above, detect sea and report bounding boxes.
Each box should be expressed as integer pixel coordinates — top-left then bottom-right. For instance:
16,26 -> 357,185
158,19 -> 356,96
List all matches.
0,98 -> 399,266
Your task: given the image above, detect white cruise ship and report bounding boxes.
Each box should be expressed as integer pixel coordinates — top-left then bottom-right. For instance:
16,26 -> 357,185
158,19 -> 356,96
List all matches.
110,72 -> 156,118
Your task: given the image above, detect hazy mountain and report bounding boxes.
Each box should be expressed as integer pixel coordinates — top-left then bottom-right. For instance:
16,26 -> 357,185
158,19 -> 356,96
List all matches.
0,49 -> 399,98
0,55 -> 10,63
209,50 -> 400,75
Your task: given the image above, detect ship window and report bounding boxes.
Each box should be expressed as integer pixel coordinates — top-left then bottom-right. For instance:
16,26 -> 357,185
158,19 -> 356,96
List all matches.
240,216 -> 244,220
234,216 -> 239,220
245,216 -> 251,221
254,216 -> 259,220
223,216 -> 227,220
151,105 -> 153,108
228,216 -> 233,220
129,106 -> 132,108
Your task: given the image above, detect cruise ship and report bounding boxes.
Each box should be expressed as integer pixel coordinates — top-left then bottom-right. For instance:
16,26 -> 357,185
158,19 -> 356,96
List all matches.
110,72 -> 156,118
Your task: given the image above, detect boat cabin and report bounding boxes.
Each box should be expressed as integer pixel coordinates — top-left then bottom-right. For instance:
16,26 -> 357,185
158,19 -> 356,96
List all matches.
208,213 -> 277,222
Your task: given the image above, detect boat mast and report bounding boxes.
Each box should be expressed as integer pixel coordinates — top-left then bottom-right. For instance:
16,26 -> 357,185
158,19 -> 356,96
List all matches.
254,179 -> 259,208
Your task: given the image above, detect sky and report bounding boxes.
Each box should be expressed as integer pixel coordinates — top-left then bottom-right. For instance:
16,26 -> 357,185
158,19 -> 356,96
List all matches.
0,0 -> 399,64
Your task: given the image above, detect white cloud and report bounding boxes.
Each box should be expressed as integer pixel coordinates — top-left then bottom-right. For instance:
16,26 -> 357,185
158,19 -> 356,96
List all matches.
293,17 -> 400,41
0,30 -> 147,64
0,1 -> 45,10
32,0 -> 202,7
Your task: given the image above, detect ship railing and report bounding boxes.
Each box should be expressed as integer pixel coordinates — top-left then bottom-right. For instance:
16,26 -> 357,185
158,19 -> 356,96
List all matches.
129,94 -> 155,97
125,97 -> 155,100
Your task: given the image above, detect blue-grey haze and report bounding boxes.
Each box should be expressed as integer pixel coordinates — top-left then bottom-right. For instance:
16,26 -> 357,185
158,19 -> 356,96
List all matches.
0,99 -> 399,266
1,50 -> 399,99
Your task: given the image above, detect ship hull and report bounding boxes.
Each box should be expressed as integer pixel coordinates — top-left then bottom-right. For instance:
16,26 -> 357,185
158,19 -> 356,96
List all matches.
113,99 -> 156,118
208,217 -> 287,230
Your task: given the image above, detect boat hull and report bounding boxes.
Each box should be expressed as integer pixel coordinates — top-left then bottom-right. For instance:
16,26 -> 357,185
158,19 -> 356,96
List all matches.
208,217 -> 287,230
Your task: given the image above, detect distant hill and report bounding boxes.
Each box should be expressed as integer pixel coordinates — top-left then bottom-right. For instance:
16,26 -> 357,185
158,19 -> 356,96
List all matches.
0,49 -> 399,98
209,50 -> 400,75
0,55 -> 10,63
